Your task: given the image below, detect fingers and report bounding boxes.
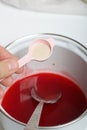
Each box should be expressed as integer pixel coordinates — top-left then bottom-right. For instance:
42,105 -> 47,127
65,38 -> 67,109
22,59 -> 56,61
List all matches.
0,87 -> 4,100
0,58 -> 19,79
1,75 -> 14,87
0,45 -> 24,100
0,45 -> 23,77
0,45 -> 13,60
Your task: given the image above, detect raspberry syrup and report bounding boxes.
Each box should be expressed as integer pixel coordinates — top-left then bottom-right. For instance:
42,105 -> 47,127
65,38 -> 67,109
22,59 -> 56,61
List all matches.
1,72 -> 87,126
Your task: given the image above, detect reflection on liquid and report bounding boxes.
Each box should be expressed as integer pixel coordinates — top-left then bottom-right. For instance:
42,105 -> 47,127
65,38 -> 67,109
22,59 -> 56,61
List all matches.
20,76 -> 38,103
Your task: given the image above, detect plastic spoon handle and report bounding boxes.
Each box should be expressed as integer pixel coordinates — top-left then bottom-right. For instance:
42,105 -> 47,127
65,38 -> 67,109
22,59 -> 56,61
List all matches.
18,55 -> 32,68
24,102 -> 44,130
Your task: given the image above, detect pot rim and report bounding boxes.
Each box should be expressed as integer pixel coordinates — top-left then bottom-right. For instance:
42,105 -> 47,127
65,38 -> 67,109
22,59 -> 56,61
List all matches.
0,105 -> 87,129
6,33 -> 87,50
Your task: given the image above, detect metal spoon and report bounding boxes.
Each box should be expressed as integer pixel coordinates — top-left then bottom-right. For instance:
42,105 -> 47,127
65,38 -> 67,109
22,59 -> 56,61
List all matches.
24,88 -> 62,130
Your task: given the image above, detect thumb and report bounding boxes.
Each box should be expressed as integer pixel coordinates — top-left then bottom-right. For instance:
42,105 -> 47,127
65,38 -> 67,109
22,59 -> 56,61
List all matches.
0,59 -> 19,79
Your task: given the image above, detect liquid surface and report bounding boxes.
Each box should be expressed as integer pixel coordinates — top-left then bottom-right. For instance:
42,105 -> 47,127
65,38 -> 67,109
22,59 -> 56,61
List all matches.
1,72 -> 87,126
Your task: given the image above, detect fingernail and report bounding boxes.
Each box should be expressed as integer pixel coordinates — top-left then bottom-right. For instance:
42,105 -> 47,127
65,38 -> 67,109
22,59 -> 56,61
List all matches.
6,59 -> 19,71
0,59 -> 19,79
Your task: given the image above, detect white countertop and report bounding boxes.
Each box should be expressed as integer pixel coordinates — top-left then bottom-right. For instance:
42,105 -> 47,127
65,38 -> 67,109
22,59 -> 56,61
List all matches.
0,1 -> 87,47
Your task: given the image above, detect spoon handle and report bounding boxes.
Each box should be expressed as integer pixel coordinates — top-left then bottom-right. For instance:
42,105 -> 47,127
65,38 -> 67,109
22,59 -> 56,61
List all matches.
24,102 -> 44,130
18,55 -> 31,68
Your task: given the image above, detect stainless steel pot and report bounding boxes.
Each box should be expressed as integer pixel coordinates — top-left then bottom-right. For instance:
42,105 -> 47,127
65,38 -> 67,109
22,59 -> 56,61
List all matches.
0,33 -> 87,130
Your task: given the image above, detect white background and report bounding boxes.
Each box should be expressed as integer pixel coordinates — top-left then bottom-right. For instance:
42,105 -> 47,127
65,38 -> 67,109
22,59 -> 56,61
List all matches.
0,2 -> 87,47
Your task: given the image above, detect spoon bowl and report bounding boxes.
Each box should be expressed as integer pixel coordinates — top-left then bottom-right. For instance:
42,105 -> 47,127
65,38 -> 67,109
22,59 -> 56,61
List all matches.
18,39 -> 54,68
24,86 -> 62,130
31,87 -> 62,104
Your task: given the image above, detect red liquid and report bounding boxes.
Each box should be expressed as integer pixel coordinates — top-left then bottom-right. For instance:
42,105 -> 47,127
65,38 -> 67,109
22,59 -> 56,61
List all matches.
1,72 -> 87,126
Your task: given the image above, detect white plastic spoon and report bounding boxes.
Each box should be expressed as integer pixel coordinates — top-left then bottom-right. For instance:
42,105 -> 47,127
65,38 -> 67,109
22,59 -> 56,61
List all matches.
18,39 -> 54,68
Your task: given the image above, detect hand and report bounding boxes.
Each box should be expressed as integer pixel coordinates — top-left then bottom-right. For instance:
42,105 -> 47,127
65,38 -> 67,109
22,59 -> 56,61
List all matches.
0,45 -> 22,99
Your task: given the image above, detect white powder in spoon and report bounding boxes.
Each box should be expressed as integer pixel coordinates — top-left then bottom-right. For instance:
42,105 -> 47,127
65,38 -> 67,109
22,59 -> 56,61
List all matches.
31,41 -> 51,61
